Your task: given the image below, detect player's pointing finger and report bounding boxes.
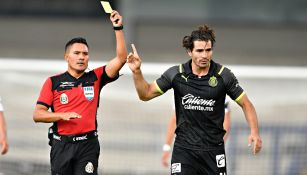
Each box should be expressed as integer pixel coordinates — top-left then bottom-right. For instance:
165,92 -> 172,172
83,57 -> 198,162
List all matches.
131,44 -> 138,55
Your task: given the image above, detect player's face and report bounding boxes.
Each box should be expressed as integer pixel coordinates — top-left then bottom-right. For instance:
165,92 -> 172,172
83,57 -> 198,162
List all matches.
65,43 -> 89,74
188,40 -> 213,69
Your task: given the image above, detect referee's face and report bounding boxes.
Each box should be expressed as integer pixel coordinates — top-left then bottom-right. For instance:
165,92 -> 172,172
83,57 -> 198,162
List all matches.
188,40 -> 213,69
65,43 -> 89,74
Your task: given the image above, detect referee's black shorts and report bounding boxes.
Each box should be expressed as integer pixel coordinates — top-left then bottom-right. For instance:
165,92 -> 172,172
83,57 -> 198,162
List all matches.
171,145 -> 227,175
50,137 -> 100,175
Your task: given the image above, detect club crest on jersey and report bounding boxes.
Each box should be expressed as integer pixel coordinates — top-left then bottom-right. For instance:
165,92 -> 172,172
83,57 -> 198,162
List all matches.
209,76 -> 218,87
60,93 -> 68,104
83,86 -> 94,101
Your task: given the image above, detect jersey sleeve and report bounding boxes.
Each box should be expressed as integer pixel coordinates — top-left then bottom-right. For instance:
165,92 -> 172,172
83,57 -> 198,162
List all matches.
37,78 -> 53,108
155,66 -> 179,94
221,67 -> 245,103
94,66 -> 119,88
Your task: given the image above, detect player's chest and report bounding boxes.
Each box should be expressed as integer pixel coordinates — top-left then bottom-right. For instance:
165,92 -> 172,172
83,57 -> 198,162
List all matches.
173,75 -> 225,99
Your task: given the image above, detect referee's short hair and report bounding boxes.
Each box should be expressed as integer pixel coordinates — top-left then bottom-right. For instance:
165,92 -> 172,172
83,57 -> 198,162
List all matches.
65,37 -> 89,52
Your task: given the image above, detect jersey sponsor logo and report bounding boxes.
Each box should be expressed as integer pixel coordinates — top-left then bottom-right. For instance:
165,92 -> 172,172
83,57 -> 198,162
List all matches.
182,94 -> 215,111
171,163 -> 181,173
73,135 -> 87,142
85,162 -> 94,173
60,93 -> 68,104
83,86 -> 94,101
216,154 -> 226,168
59,82 -> 75,88
208,76 -> 218,87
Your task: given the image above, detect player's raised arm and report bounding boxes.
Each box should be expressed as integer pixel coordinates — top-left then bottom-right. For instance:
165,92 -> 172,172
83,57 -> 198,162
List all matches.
237,94 -> 262,155
127,44 -> 161,101
105,10 -> 128,78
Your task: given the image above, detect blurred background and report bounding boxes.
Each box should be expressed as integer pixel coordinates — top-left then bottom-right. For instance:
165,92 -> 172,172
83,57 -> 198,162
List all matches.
0,0 -> 307,174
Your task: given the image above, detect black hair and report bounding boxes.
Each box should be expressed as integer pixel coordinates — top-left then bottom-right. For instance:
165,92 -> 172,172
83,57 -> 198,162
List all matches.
182,24 -> 216,51
65,37 -> 89,52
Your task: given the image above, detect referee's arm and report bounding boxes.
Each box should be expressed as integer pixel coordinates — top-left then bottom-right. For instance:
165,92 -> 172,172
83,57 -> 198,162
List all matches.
105,10 -> 127,78
33,104 -> 81,123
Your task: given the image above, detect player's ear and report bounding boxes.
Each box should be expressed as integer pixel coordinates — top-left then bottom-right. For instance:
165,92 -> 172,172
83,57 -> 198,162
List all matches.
187,49 -> 192,57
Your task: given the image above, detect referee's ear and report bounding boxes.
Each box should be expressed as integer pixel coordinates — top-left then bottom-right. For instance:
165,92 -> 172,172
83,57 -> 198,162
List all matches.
64,54 -> 69,62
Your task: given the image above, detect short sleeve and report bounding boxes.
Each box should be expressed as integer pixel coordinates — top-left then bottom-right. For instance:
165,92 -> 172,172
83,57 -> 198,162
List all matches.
155,66 -> 179,94
95,66 -> 119,88
37,78 -> 53,108
221,67 -> 245,102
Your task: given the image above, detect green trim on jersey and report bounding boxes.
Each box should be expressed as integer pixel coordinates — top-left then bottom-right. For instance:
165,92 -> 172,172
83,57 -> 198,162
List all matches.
179,64 -> 183,73
218,66 -> 225,75
154,80 -> 164,94
235,92 -> 246,102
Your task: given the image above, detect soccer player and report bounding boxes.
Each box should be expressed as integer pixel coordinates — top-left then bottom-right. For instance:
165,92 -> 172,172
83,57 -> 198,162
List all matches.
127,24 -> 262,175
0,96 -> 9,155
161,98 -> 231,168
33,10 -> 127,175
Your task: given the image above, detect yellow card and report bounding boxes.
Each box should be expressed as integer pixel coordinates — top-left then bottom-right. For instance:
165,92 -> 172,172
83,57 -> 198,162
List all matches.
100,1 -> 113,13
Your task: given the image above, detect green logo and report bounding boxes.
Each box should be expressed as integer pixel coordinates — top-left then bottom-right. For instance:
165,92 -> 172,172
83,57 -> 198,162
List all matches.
208,76 -> 218,87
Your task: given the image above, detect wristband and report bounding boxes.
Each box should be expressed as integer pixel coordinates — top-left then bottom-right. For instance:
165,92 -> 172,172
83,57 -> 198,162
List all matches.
113,25 -> 123,30
163,144 -> 171,152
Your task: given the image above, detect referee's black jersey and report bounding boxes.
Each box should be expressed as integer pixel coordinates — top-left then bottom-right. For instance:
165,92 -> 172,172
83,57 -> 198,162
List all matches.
155,60 -> 245,150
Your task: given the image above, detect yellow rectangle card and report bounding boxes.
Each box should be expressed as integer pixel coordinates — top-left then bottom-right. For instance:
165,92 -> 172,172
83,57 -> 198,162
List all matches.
100,1 -> 113,13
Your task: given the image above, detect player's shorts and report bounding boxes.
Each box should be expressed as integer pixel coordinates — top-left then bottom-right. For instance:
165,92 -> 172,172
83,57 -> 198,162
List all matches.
171,145 -> 227,175
50,137 -> 100,175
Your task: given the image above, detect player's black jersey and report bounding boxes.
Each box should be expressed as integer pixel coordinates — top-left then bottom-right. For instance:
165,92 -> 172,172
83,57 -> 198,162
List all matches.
156,60 -> 245,150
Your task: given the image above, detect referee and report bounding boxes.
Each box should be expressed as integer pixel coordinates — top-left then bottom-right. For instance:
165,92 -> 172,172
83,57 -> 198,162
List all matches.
33,11 -> 127,175
127,24 -> 262,175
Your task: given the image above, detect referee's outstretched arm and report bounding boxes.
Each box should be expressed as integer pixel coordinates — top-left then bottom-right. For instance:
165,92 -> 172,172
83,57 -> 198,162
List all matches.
33,105 -> 81,123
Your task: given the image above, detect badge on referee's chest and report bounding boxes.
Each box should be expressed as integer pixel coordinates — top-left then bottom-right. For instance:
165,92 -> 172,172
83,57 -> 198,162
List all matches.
83,86 -> 94,101
208,76 -> 218,87
60,93 -> 69,104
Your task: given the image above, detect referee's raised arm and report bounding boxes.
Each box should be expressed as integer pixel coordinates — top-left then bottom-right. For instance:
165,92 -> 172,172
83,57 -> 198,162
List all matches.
105,10 -> 128,79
